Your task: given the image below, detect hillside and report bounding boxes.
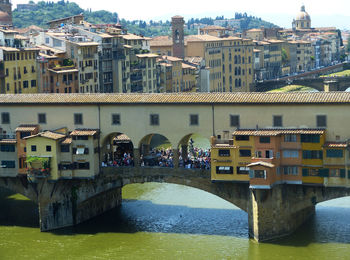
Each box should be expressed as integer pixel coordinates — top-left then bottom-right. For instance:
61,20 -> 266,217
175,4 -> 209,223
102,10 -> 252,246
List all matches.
13,1 -> 278,37
13,1 -> 118,28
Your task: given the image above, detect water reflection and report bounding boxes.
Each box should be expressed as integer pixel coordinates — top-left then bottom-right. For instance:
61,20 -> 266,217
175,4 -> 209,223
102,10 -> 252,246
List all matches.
0,185 -> 350,260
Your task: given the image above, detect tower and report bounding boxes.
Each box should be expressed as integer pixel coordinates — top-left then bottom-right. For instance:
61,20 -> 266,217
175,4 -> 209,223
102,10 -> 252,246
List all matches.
0,0 -> 12,26
171,15 -> 185,59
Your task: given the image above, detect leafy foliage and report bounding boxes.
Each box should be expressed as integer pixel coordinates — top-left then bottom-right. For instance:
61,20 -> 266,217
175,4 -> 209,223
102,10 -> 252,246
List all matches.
13,0 -> 118,28
13,1 -> 277,37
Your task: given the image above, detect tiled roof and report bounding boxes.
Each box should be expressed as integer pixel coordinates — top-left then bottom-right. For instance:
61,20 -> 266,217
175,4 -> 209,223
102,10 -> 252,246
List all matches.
25,131 -> 66,140
114,134 -> 131,141
15,125 -> 39,132
233,129 -> 326,136
70,129 -> 99,136
248,161 -> 275,168
61,137 -> 72,144
324,142 -> 348,148
0,139 -> 16,144
2,92 -> 350,105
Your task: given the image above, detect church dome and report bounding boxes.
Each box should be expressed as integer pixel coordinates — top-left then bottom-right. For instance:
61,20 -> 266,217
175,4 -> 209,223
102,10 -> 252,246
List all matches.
0,11 -> 11,24
296,5 -> 311,21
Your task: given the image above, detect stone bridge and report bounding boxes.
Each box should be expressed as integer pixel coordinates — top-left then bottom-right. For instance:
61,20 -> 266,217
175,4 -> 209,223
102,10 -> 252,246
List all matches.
1,167 -> 350,242
255,77 -> 350,92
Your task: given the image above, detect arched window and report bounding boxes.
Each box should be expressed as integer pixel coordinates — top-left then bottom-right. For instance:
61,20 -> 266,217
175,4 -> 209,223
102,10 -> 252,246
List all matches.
229,76 -> 232,84
234,55 -> 237,64
239,79 -> 241,87
235,67 -> 238,76
235,79 -> 238,87
229,64 -> 232,73
222,64 -> 225,73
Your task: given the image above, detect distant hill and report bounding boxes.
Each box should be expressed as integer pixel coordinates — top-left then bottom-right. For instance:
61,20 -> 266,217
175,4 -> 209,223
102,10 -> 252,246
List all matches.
13,1 -> 278,37
13,1 -> 118,28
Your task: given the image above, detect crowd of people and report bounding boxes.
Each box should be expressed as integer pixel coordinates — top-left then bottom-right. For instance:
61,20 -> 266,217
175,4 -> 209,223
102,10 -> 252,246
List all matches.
102,141 -> 211,169
102,151 -> 134,167
139,147 -> 211,169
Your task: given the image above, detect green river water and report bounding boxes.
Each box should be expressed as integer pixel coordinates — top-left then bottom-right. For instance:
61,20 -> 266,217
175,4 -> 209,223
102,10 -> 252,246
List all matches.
0,183 -> 350,260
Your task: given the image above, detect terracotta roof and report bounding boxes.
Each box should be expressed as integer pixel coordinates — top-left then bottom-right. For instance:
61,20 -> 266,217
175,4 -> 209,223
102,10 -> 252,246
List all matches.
248,161 -> 275,168
233,129 -> 326,136
0,139 -> 16,144
136,53 -> 158,58
122,34 -> 145,40
61,137 -> 72,144
15,125 -> 39,132
48,69 -> 79,74
25,131 -> 66,140
2,93 -> 350,105
70,129 -> 99,136
324,142 -> 348,148
182,63 -> 196,69
150,36 -> 172,47
162,55 -> 182,62
114,134 -> 131,142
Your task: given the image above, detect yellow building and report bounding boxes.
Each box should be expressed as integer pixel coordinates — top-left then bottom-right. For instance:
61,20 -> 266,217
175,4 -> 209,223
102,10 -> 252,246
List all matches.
301,130 -> 326,184
66,41 -> 99,93
323,142 -> 349,187
186,35 -> 254,92
157,56 -> 196,93
25,131 -> 66,181
0,47 -> 39,94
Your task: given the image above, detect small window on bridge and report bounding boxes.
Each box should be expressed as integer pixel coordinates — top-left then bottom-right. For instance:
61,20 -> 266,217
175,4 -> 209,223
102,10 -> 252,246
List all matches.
1,112 -> 10,124
273,115 -> 283,127
216,166 -> 233,174
326,149 -> 343,158
236,135 -> 249,141
190,114 -> 199,126
316,115 -> 327,128
230,115 -> 240,127
239,149 -> 251,157
259,136 -> 270,143
237,167 -> 249,175
1,160 -> 15,168
112,114 -> 120,125
253,170 -> 266,179
150,114 -> 159,126
218,149 -> 230,157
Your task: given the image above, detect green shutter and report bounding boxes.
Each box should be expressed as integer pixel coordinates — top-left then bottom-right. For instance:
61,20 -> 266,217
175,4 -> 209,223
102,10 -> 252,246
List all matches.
302,168 -> 309,176
319,168 -> 329,177
340,169 -> 346,178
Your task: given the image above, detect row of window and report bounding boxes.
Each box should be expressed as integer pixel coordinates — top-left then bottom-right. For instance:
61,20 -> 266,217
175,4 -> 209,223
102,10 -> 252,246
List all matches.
0,113 -> 330,128
0,160 -> 15,168
218,148 -> 344,159
230,115 -> 327,128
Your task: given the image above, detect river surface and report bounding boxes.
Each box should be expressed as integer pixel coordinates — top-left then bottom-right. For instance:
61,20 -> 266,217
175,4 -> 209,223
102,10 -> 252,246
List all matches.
0,183 -> 349,260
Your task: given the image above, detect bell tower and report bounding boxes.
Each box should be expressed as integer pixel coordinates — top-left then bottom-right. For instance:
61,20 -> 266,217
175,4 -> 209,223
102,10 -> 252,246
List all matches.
171,15 -> 185,59
0,0 -> 12,16
0,0 -> 12,26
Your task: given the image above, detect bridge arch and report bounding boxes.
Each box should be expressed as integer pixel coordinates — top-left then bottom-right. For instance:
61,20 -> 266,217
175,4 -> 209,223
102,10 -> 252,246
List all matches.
101,132 -> 135,167
138,133 -> 174,167
177,133 -> 211,169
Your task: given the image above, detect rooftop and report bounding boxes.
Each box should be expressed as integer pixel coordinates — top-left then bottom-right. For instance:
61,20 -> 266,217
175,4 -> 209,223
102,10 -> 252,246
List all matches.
70,129 -> 99,136
233,129 -> 326,136
25,131 -> 66,140
1,92 -> 350,105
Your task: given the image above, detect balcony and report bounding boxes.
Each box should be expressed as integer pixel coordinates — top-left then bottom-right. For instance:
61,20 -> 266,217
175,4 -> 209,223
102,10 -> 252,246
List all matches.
26,156 -> 51,178
28,168 -> 50,178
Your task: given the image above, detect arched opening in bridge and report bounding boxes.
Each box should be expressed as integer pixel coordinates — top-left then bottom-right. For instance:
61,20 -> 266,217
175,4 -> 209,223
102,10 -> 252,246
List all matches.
139,134 -> 173,167
178,133 -> 211,169
307,196 -> 350,243
118,183 -> 248,237
0,187 -> 39,228
101,133 -> 134,167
